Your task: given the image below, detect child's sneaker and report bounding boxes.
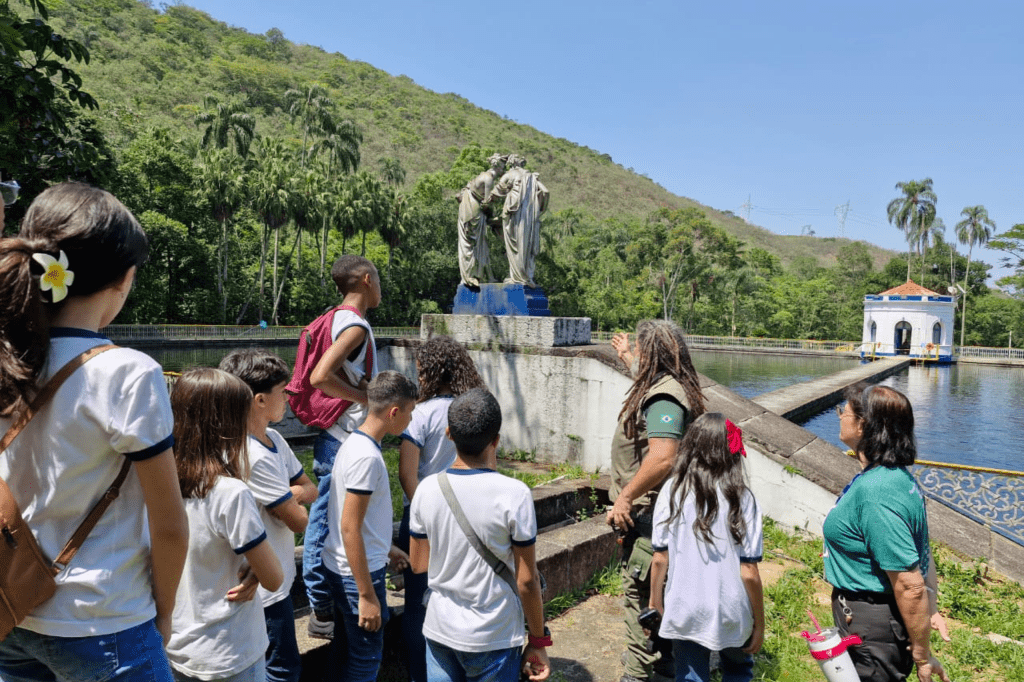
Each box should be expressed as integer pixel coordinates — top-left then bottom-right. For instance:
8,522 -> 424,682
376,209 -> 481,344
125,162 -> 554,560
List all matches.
307,610 -> 334,640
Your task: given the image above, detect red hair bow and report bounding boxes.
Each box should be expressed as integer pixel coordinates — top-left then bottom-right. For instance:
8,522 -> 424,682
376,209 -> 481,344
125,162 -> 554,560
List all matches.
726,419 -> 746,457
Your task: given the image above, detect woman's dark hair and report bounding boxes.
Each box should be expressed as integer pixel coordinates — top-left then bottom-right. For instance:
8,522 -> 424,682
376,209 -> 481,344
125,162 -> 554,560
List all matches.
859,385 -> 916,468
416,335 -> 485,402
842,381 -> 870,421
0,182 -> 149,413
664,413 -> 750,545
172,368 -> 253,499
619,319 -> 706,440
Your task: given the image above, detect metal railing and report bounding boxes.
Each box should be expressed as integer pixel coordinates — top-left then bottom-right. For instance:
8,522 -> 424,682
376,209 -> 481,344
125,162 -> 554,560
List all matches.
103,324 -> 302,341
592,331 -> 860,353
957,345 -> 1024,361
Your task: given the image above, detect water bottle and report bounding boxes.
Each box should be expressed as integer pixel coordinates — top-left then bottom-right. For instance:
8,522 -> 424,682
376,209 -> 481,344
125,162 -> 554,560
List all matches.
800,627 -> 862,682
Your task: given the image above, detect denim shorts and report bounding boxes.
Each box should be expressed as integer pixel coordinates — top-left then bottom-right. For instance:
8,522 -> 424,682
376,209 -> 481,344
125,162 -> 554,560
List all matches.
0,619 -> 173,682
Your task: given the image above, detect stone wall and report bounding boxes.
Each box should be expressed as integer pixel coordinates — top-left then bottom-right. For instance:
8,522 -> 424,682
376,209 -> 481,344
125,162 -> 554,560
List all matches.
379,338 -> 1024,584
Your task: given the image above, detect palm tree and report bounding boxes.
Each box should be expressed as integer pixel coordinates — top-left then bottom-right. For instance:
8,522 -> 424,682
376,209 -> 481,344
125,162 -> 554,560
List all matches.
194,95 -> 255,159
377,189 -> 407,271
284,84 -> 335,167
887,179 -> 937,281
378,157 -> 405,187
913,216 -> 945,283
195,148 -> 245,322
249,139 -> 295,321
955,205 -> 995,347
311,122 -> 363,279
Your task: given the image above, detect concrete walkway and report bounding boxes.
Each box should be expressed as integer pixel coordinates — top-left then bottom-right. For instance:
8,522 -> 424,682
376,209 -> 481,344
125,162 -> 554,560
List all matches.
750,357 -> 911,421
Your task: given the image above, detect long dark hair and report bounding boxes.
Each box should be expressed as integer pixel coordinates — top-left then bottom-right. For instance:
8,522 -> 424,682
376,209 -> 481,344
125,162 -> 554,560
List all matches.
665,413 -> 750,545
416,335 -> 484,402
859,385 -> 916,468
0,182 -> 148,413
619,319 -> 706,440
172,368 -> 252,499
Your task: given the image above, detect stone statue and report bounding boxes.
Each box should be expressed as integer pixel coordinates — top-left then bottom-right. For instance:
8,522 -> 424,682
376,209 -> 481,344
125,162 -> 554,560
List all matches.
455,153 -> 506,287
485,154 -> 549,287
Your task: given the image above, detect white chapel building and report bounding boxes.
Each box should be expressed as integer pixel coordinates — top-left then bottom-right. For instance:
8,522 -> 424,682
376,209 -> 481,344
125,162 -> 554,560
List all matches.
861,281 -> 956,364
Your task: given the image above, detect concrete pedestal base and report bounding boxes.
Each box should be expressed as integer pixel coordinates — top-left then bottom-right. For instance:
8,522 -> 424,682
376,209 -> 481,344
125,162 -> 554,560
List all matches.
421,314 -> 591,347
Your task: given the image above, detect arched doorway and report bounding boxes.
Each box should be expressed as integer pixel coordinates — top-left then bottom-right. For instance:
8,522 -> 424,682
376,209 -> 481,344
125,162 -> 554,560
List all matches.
932,322 -> 942,346
895,322 -> 912,355
870,321 -> 877,343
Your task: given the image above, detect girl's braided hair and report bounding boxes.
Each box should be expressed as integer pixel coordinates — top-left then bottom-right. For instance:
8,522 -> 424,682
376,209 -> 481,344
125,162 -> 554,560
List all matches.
618,319 -> 706,440
416,335 -> 485,401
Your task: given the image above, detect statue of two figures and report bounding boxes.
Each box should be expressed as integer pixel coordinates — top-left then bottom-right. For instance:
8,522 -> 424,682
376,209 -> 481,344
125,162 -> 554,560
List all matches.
456,153 -> 549,288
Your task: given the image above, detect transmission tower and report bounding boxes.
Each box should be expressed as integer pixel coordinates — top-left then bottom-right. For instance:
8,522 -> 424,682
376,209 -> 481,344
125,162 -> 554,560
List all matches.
740,194 -> 751,223
835,201 -> 850,238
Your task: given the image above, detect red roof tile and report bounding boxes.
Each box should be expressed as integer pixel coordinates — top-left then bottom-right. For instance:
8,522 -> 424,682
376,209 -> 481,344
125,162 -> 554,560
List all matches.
878,280 -> 942,297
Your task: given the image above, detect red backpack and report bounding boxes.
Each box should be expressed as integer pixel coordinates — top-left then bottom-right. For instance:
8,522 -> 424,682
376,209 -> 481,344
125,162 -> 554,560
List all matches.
286,305 -> 372,429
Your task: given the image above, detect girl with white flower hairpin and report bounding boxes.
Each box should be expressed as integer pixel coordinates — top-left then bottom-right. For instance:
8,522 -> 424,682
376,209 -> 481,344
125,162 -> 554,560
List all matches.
0,182 -> 189,682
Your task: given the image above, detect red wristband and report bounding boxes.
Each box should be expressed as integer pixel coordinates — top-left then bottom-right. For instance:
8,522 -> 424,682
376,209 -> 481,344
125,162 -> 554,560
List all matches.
528,627 -> 552,648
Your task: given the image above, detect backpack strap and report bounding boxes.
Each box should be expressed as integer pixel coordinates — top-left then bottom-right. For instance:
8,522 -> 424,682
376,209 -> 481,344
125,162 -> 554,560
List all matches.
0,344 -> 133,572
436,472 -> 519,597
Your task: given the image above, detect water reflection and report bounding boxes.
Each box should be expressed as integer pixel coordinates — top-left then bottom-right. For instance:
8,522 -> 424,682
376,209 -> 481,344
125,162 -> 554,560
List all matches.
690,351 -> 859,399
799,364 -> 1024,471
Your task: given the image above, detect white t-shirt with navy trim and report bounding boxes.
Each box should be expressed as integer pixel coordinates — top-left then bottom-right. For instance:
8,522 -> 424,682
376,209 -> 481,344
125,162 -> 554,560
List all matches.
409,468 -> 537,652
323,430 -> 392,576
650,480 -> 763,649
399,395 -> 456,505
0,328 -> 174,637
246,428 -> 304,607
325,308 -> 378,443
168,476 -> 269,681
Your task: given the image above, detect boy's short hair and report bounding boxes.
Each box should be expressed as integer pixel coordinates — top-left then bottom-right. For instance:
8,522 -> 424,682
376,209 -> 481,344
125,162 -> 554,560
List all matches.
331,255 -> 374,295
218,348 -> 291,397
367,370 -> 418,413
447,388 -> 502,457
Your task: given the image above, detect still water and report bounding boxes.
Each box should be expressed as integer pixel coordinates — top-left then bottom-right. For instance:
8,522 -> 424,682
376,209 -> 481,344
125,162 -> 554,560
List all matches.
690,350 -> 858,399
798,364 -> 1024,472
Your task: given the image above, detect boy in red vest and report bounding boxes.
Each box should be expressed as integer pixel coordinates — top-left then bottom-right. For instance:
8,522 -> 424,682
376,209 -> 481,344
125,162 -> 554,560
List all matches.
292,255 -> 381,640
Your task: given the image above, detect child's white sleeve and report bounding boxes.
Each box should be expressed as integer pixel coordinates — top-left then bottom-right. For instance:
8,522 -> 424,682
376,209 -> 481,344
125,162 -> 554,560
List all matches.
509,483 -> 537,546
247,442 -> 293,510
651,482 -> 672,551
740,490 -> 763,562
216,480 -> 268,554
400,405 -> 429,449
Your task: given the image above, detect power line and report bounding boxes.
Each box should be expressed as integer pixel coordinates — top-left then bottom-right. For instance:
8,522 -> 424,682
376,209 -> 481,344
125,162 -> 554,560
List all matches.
740,194 -> 751,223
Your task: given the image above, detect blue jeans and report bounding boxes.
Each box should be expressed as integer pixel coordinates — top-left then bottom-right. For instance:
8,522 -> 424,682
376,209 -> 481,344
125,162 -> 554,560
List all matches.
326,566 -> 390,682
264,597 -> 300,682
425,640 -> 520,682
0,619 -> 173,682
171,658 -> 264,682
671,639 -> 753,682
398,505 -> 428,682
303,430 -> 343,613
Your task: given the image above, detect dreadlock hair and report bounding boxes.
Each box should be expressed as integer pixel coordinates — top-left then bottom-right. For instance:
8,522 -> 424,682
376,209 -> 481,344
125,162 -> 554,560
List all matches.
664,412 -> 750,545
415,335 -> 485,402
618,319 -> 706,440
172,368 -> 252,499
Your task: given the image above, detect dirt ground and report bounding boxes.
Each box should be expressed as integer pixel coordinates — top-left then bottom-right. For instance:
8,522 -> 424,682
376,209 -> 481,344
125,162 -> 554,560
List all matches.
296,553 -> 817,682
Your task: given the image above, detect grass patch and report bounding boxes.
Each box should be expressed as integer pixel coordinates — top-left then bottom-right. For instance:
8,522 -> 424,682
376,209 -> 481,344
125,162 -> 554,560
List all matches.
544,559 -> 622,620
754,519 -> 1024,681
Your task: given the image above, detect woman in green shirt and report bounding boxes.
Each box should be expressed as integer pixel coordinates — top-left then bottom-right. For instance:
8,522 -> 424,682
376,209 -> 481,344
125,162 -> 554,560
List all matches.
823,384 -> 950,682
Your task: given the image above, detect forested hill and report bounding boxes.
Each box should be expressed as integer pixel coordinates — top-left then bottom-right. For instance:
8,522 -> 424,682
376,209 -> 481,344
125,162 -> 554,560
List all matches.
49,0 -> 890,270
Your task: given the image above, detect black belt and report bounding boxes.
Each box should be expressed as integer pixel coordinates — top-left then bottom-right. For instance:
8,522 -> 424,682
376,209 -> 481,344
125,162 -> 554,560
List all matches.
832,587 -> 897,606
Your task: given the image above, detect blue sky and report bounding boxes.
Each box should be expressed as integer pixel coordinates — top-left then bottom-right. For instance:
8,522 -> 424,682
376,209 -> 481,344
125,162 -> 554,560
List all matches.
182,0 -> 1022,283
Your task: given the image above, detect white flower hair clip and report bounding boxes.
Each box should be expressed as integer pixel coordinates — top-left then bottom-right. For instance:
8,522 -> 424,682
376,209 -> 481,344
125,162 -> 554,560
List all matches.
32,250 -> 75,303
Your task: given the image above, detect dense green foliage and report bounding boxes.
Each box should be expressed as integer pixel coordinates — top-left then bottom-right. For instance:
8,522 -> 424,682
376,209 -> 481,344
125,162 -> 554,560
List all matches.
2,0 -> 1019,344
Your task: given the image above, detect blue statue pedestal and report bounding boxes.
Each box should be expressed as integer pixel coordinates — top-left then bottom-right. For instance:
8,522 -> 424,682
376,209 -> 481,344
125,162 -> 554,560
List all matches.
453,283 -> 551,317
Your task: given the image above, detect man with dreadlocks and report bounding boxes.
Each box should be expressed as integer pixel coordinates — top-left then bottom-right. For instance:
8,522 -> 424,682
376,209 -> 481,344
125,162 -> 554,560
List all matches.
606,319 -> 707,682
